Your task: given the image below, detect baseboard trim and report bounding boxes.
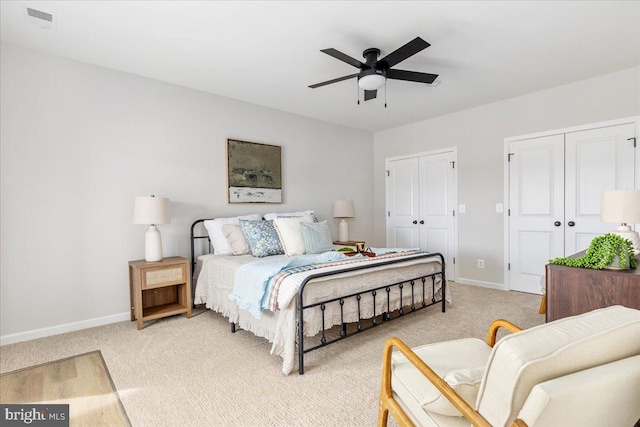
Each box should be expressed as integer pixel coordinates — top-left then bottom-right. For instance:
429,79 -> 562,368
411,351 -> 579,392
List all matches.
0,312 -> 130,346
455,277 -> 508,291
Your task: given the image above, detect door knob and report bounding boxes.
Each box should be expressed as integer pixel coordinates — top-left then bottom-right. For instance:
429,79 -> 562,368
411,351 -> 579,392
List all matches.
420,220 -> 425,225
412,220 -> 418,225
568,221 -> 575,227
554,221 -> 561,227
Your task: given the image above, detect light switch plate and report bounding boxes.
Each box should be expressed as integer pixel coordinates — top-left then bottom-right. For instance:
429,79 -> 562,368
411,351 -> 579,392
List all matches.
496,203 -> 503,213
459,204 -> 466,213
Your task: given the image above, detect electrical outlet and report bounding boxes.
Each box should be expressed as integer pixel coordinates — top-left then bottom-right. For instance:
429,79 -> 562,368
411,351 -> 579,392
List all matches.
477,259 -> 485,269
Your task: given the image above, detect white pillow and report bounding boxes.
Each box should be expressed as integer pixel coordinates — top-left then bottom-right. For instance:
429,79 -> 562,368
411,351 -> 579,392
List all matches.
273,216 -> 313,256
203,214 -> 261,255
263,210 -> 315,221
422,366 -> 485,416
221,224 -> 250,255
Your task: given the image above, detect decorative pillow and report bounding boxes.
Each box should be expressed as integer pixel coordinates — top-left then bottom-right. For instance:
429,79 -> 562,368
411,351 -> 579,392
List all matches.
203,214 -> 261,255
239,220 -> 284,257
263,210 -> 318,222
221,224 -> 250,255
423,367 -> 485,416
300,221 -> 334,254
273,216 -> 313,256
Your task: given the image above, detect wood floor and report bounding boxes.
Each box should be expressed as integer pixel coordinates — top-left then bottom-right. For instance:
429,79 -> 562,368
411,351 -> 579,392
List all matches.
0,350 -> 130,426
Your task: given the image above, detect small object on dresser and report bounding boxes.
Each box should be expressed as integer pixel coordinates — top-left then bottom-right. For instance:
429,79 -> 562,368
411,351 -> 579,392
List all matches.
600,189 -> 640,253
129,256 -> 191,330
548,233 -> 637,270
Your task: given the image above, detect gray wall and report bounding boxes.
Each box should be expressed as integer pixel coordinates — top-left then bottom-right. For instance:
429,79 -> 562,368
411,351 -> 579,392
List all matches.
373,66 -> 640,288
0,43 -> 374,339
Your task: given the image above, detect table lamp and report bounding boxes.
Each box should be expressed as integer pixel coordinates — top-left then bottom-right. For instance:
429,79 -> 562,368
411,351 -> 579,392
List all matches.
333,199 -> 355,242
601,189 -> 640,253
133,195 -> 170,262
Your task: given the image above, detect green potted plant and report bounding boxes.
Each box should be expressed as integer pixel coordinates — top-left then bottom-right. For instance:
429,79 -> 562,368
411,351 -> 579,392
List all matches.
549,233 -> 637,270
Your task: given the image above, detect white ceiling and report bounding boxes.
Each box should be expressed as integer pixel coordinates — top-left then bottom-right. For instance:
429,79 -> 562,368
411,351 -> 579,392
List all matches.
2,1 -> 639,132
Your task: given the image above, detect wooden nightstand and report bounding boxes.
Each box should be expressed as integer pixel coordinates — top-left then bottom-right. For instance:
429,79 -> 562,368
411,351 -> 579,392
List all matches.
129,256 -> 192,330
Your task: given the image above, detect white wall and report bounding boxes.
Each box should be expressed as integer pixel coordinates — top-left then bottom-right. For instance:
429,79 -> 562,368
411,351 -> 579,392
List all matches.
0,43 -> 374,341
373,67 -> 640,288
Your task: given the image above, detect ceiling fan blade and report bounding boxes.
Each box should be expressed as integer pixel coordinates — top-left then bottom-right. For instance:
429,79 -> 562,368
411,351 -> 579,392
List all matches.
378,37 -> 430,69
309,73 -> 358,89
386,69 -> 438,84
321,48 -> 367,69
364,90 -> 377,101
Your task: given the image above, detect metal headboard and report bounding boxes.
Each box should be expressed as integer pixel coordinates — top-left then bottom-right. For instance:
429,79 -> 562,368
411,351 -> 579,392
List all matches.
190,218 -> 214,275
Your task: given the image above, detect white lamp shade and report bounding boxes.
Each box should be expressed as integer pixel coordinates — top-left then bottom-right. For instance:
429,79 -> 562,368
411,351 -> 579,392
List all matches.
600,190 -> 640,224
333,199 -> 355,218
358,74 -> 386,91
133,196 -> 171,225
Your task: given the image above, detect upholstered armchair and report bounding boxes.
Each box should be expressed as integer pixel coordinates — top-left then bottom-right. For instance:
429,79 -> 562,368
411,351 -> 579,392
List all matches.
378,305 -> 640,427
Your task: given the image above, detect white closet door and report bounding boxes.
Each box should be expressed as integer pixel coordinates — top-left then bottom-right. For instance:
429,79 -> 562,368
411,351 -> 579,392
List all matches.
509,135 -> 565,294
386,157 -> 420,248
564,123 -> 637,254
419,152 -> 456,267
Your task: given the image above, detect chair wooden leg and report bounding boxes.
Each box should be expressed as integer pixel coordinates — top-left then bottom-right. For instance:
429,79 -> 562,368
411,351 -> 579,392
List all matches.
539,294 -> 547,314
377,401 -> 389,427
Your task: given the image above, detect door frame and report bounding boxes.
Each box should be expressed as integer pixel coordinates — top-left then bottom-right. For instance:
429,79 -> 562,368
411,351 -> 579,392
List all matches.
385,146 -> 458,281
503,116 -> 639,291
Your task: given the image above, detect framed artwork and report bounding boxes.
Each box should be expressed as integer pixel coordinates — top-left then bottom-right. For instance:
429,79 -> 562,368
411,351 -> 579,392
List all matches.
226,139 -> 282,203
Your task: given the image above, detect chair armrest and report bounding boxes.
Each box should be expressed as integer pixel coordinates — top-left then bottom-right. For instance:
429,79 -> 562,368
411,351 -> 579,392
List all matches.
378,337 -> 492,427
486,319 -> 522,347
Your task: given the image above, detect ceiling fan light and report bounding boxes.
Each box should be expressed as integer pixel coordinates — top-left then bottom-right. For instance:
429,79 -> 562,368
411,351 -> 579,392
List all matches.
358,73 -> 386,90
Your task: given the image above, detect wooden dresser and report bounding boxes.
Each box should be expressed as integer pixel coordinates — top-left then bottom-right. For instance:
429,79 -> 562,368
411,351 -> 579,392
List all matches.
545,253 -> 640,322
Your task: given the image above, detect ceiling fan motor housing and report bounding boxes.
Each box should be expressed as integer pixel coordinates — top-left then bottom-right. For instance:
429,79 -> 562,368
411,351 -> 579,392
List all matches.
363,48 -> 381,66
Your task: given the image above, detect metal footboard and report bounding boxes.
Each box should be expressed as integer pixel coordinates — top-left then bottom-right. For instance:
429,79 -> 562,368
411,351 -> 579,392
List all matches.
296,252 -> 445,374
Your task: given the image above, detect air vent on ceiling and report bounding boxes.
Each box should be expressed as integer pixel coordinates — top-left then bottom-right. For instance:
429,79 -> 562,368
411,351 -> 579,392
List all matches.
25,7 -> 55,30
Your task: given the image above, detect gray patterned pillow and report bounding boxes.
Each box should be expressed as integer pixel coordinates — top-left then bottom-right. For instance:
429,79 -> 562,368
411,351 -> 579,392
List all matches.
239,219 -> 284,257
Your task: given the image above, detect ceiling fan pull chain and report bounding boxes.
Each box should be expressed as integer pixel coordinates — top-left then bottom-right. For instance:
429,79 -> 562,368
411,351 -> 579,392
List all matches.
357,79 -> 360,105
385,81 -> 387,108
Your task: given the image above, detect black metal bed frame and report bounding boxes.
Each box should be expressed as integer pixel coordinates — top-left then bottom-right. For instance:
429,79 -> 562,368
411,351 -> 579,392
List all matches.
190,218 -> 446,375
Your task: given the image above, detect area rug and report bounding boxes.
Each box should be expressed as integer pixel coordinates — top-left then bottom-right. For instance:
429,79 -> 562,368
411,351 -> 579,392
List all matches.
0,350 -> 130,426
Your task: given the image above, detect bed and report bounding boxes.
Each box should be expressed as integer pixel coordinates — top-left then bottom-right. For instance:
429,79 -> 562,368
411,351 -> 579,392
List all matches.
191,218 -> 448,375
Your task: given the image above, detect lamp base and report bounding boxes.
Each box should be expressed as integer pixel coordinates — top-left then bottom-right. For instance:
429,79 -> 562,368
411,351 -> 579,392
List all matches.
145,225 -> 163,262
611,225 -> 640,255
338,219 -> 349,242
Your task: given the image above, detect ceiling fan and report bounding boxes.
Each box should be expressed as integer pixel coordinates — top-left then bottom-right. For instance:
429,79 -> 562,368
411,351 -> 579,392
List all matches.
309,37 -> 439,102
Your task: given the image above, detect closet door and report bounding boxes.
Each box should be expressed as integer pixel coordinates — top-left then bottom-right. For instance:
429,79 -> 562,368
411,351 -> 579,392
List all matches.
508,135 -> 565,294
386,157 -> 420,248
419,152 -> 456,268
508,122 -> 637,294
386,151 -> 457,279
564,123 -> 637,254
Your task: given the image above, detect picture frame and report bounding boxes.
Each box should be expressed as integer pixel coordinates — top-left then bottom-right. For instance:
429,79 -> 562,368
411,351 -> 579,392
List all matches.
226,139 -> 282,204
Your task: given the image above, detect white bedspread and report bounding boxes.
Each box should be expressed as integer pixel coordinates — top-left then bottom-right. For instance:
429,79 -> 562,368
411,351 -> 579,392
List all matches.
194,252 -> 450,375
228,251 -> 349,319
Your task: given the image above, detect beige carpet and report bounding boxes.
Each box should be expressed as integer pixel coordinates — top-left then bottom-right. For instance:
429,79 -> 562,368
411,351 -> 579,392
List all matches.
0,283 -> 544,426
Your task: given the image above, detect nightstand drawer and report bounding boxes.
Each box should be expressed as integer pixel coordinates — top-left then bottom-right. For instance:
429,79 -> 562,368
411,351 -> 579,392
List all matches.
142,264 -> 187,290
